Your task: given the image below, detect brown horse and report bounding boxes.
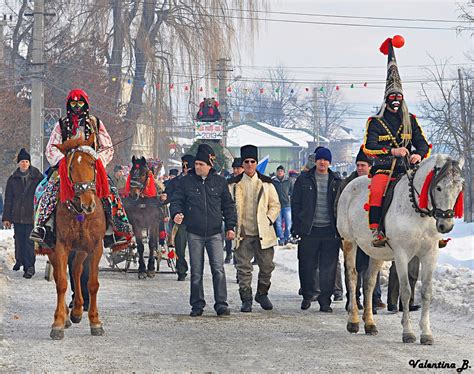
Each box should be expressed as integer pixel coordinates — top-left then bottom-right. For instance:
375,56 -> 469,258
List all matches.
47,133 -> 108,340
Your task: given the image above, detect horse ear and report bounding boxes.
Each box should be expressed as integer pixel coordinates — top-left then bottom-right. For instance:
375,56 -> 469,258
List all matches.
132,156 -> 136,164
458,156 -> 465,170
140,156 -> 146,165
53,143 -> 67,155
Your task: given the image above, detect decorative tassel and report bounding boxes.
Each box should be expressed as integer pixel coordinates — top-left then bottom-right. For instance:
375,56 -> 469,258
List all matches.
123,174 -> 132,197
95,159 -> 110,199
58,157 -> 74,202
454,190 -> 464,218
419,170 -> 434,209
143,171 -> 157,197
379,37 -> 392,55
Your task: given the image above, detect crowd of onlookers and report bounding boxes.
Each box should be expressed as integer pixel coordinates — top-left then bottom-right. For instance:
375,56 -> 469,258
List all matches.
1,145 -> 420,316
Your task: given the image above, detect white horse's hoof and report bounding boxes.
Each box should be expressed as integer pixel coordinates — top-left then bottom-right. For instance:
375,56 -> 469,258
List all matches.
420,335 -> 434,345
402,333 -> 417,343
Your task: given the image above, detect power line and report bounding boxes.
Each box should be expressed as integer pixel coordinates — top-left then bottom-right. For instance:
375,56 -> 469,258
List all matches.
221,7 -> 470,24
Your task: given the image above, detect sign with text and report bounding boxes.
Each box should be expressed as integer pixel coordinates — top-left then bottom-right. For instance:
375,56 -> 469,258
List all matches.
194,121 -> 224,140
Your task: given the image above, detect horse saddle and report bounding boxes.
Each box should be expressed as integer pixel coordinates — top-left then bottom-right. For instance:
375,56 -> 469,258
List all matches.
379,174 -> 404,234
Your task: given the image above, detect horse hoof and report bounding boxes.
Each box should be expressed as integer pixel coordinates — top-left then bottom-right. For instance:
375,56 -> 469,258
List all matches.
402,333 -> 417,343
138,272 -> 147,279
364,324 -> 378,336
70,312 -> 82,324
147,270 -> 155,278
420,335 -> 434,345
346,322 -> 359,334
90,325 -> 105,336
50,328 -> 64,340
64,319 -> 72,329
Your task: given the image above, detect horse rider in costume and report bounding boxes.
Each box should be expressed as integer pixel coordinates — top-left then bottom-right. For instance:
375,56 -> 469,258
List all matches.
30,89 -> 133,250
363,36 -> 430,247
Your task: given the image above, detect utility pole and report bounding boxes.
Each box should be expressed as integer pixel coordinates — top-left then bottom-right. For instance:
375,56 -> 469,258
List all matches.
28,0 -> 46,171
458,67 -> 472,222
0,18 -> 6,65
312,87 -> 319,146
216,57 -> 232,147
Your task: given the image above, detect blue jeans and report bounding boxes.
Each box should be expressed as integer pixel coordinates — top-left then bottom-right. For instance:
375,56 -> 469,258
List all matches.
187,232 -> 228,312
275,206 -> 292,241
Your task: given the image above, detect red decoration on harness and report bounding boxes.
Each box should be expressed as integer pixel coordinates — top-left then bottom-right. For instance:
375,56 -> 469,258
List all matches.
419,170 -> 434,209
159,230 -> 167,240
58,157 -> 75,203
142,171 -> 157,197
454,190 -> 464,218
123,174 -> 132,197
95,159 -> 110,199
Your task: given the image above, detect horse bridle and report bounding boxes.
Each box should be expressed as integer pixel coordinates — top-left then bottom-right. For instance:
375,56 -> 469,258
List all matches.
408,159 -> 461,219
66,145 -> 98,195
129,165 -> 149,200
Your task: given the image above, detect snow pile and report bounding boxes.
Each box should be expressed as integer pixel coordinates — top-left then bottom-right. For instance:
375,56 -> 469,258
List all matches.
429,264 -> 474,317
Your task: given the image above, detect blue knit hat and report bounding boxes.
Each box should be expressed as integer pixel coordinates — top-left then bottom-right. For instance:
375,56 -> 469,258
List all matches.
314,147 -> 332,163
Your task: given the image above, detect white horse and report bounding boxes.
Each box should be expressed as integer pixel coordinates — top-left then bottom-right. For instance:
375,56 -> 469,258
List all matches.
337,154 -> 464,344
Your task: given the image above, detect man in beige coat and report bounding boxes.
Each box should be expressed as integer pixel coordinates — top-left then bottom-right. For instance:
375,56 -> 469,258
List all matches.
228,145 -> 281,312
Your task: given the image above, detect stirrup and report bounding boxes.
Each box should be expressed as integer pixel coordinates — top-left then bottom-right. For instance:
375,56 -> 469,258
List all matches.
371,230 -> 387,248
29,226 -> 46,243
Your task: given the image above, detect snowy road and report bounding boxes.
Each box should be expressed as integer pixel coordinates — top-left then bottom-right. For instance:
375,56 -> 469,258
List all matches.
0,237 -> 473,373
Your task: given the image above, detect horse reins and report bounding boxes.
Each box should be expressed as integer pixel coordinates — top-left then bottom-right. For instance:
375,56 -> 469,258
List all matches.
65,146 -> 99,214
407,159 -> 460,219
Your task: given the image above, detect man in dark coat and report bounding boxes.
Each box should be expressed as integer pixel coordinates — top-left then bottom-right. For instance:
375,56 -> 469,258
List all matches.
170,144 -> 237,317
291,147 -> 342,312
2,149 -> 43,277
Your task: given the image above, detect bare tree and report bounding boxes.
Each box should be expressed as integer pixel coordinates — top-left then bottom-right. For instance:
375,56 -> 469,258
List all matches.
419,58 -> 473,222
3,0 -> 267,164
228,66 -> 304,128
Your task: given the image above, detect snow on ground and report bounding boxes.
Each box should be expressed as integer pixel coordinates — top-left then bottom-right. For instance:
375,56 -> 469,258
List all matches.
0,226 -> 473,372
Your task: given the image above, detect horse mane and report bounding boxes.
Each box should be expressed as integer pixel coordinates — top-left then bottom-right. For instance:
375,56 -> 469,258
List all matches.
60,136 -> 90,153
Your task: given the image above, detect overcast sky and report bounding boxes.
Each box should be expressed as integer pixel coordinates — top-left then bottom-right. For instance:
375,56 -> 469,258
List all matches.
236,0 -> 473,138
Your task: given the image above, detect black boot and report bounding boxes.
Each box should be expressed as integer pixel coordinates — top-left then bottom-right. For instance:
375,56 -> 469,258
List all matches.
30,226 -> 55,248
255,283 -> 273,310
224,253 -> 232,264
239,288 -> 252,313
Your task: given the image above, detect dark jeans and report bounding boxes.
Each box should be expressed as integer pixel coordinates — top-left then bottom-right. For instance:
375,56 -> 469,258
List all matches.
387,257 -> 419,307
187,232 -> 228,312
13,224 -> 35,270
298,226 -> 340,307
174,223 -> 188,277
68,251 -> 90,307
